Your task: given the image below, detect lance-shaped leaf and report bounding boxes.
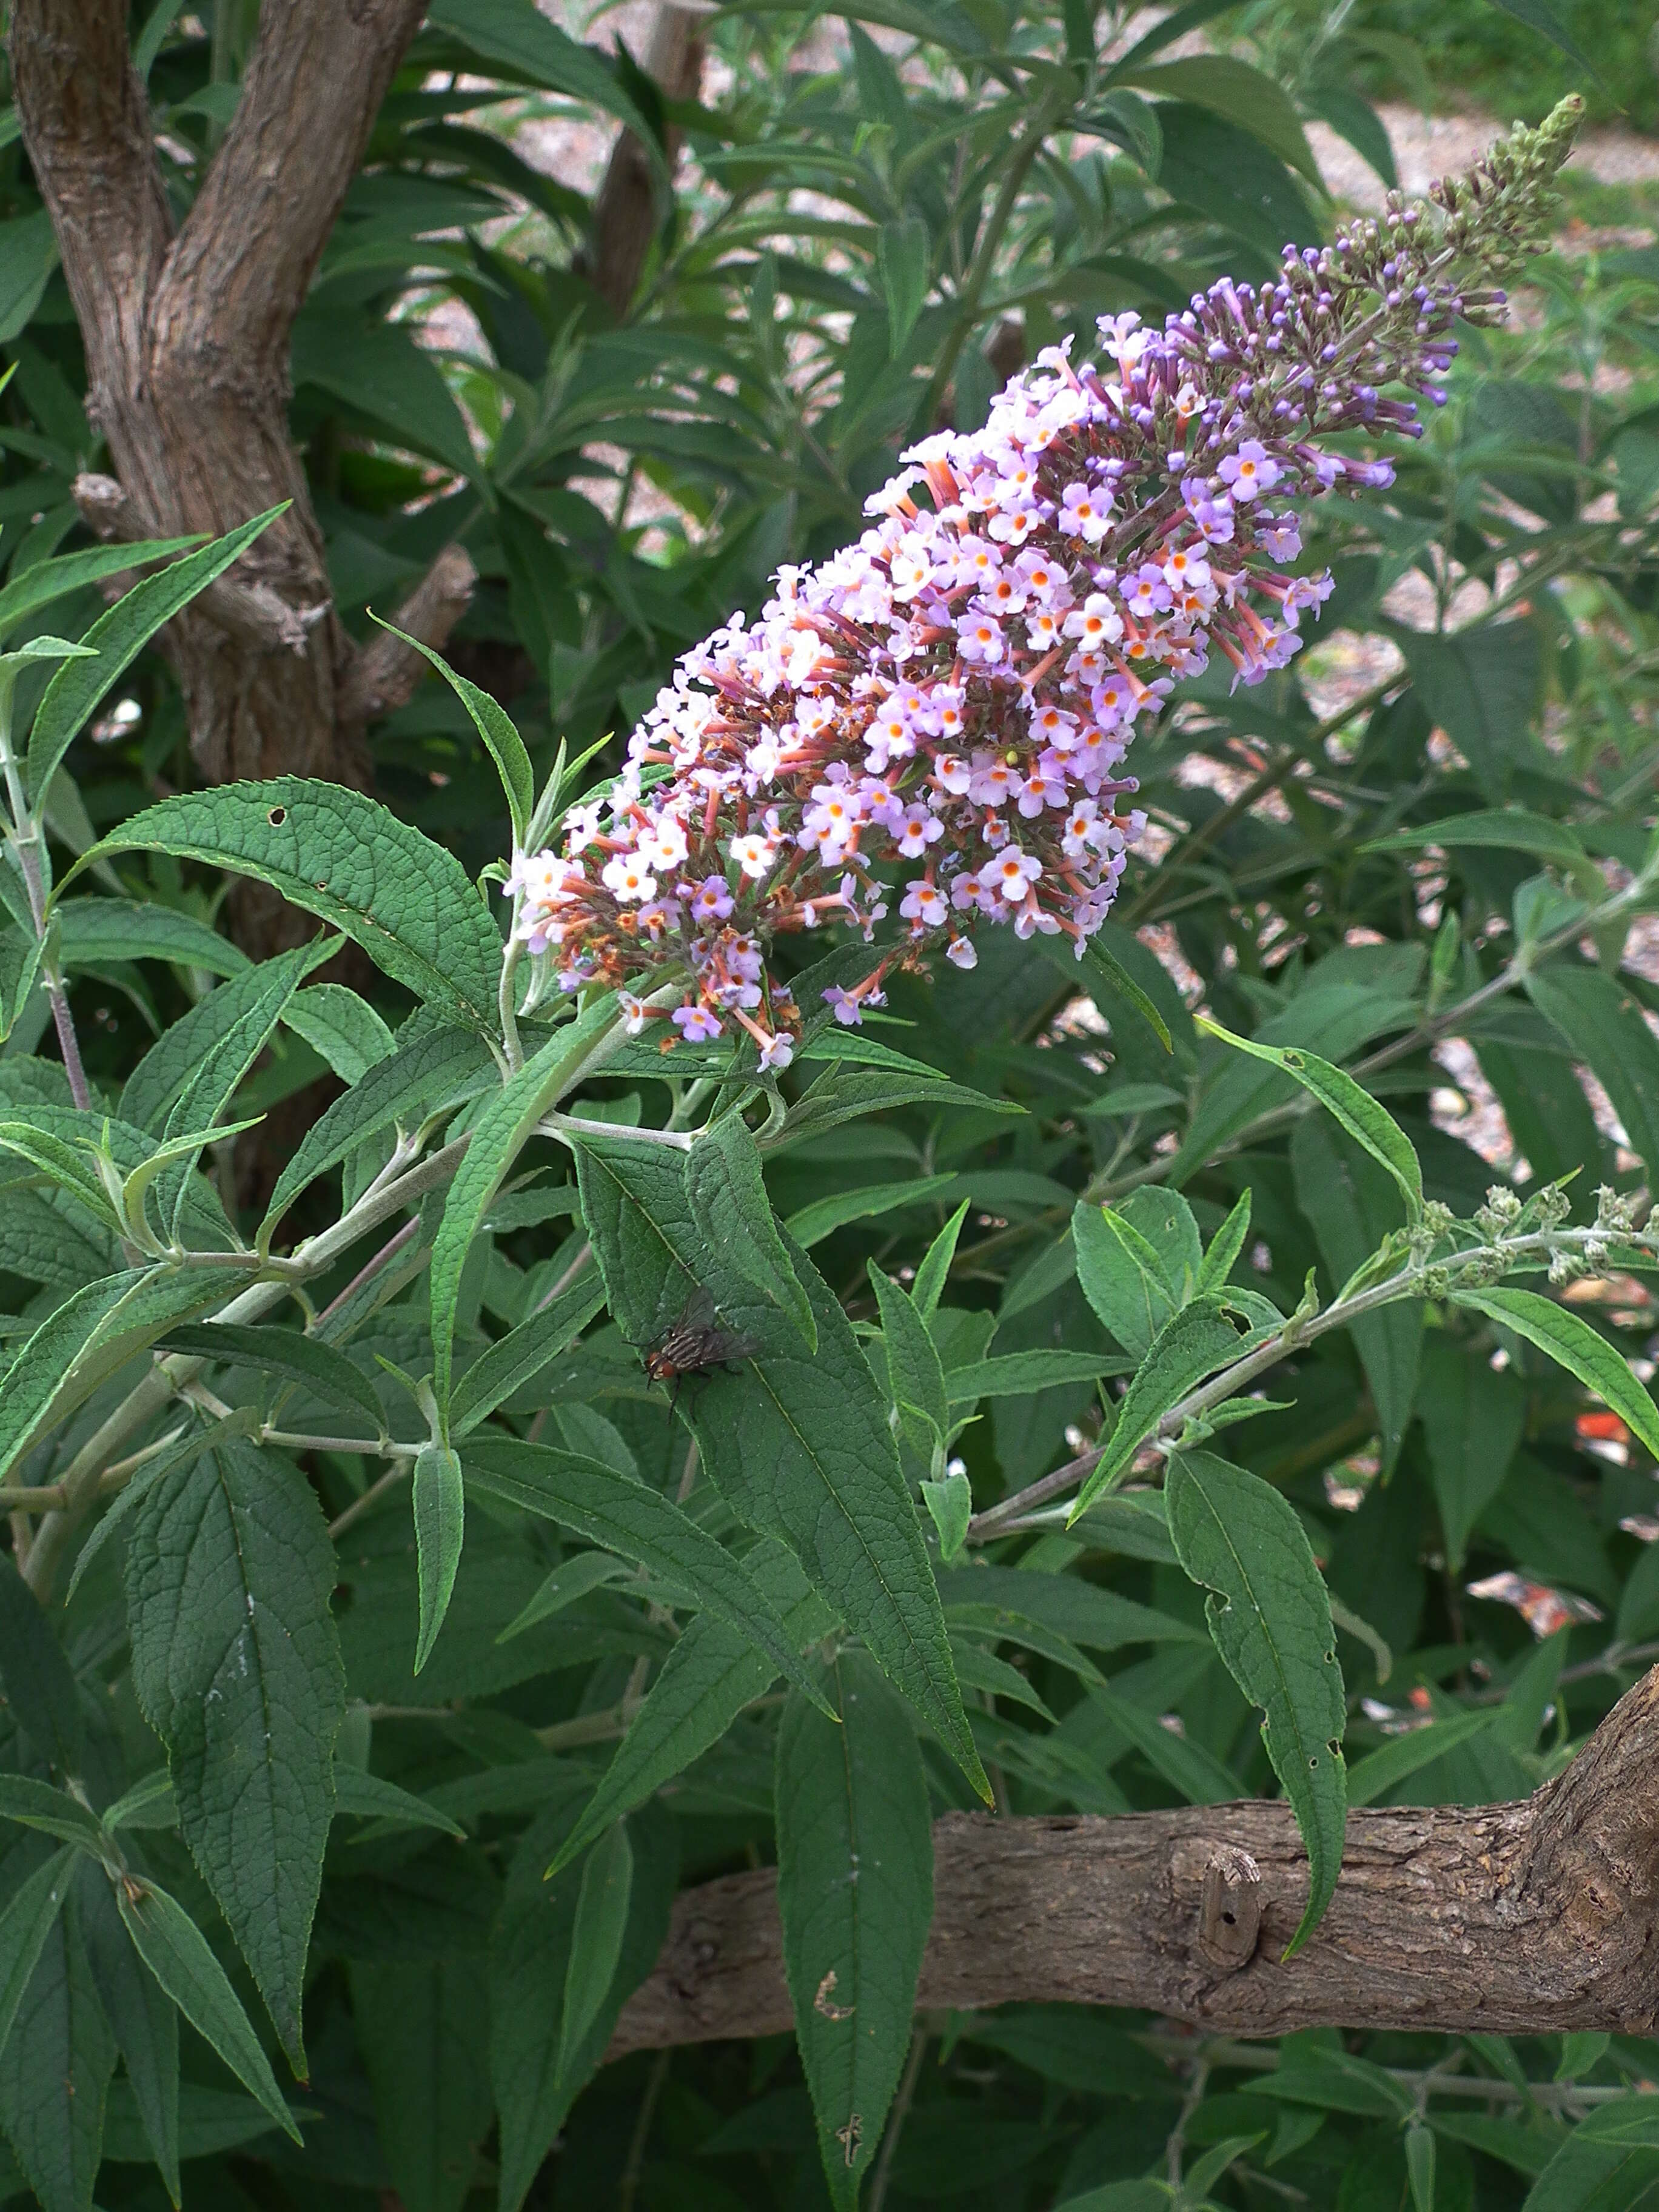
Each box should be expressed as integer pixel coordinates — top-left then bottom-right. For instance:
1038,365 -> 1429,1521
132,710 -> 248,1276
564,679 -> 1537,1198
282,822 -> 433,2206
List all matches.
0,1553 -> 84,1777
54,896 -> 249,980
114,1877 -> 300,2143
78,780 -> 504,1032
0,1777 -> 106,1854
124,1439 -> 344,2074
0,1267 -> 232,1483
260,1014 -> 496,1238
866,1260 -> 950,1446
0,1846 -> 76,2062
462,1433 -> 833,1714
0,1883 -> 116,2212
1070,1297 -> 1253,1519
777,1651 -> 934,2210
412,1443 -> 466,1675
1165,1450 -> 1347,1950
449,1273 -> 606,1438
686,1111 -> 814,1350
1454,1287 -> 1659,1461
1074,1200 -> 1178,1359
157,1322 -> 386,1435
0,923 -> 42,1045
575,1135 -> 985,1794
119,940 -> 333,1135
557,1822 -> 631,2079
549,1544 -> 833,1874
491,1801 -> 678,2212
350,1958 -> 491,2212
431,1000 -> 618,1413
1198,1015 -> 1423,1223
0,532 -> 204,643
373,620 -> 534,846
26,509 -> 284,803
76,1866 -> 179,2205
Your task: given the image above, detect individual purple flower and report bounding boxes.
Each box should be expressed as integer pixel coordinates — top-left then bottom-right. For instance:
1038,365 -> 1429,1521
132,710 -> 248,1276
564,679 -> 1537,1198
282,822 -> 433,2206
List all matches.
690,874 -> 736,922
1218,439 -> 1281,500
672,1002 -> 723,1042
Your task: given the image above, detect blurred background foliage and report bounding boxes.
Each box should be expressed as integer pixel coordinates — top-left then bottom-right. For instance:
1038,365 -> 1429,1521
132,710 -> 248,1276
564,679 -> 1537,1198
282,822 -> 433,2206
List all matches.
2,1 -> 1659,2208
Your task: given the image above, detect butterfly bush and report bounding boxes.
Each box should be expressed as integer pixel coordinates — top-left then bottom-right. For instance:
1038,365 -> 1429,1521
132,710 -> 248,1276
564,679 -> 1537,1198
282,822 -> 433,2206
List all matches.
506,104 -> 1579,1068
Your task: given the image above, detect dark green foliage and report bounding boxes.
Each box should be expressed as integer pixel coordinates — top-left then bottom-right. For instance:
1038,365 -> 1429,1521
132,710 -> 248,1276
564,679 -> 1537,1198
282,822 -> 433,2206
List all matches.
0,5 -> 1653,2210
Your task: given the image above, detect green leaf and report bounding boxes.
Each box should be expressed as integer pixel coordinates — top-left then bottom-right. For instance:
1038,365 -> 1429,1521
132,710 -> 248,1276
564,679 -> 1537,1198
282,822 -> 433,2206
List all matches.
1155,102 -> 1321,260
777,1651 -> 934,2210
878,215 -> 931,352
1396,622 -> 1543,799
332,1765 -> 466,1840
1199,1014 -> 1423,1223
122,939 -> 334,1227
912,1198 -> 971,1321
687,1113 -> 814,1350
1116,55 -> 1323,185
76,1868 -> 179,2205
54,897 -> 249,979
426,0 -> 660,144
124,1439 -> 344,2073
0,1777 -> 106,1854
350,1960 -> 491,2212
1070,1298 -> 1253,1518
574,1136 -> 985,1792
0,923 -> 41,1045
1453,1288 -> 1659,1462
157,1322 -> 386,1435
1291,1115 -> 1421,1473
0,534 -> 204,645
1195,1190 -> 1253,1298
492,1803 -> 677,2212
26,511 -> 284,804
114,1878 -> 298,2143
1061,933 -> 1172,1051
281,982 -> 394,1087
0,1553 -> 84,1775
461,1434 -> 833,1714
1415,1338 -> 1527,1574
0,1890 -> 115,2212
495,1549 -> 634,1644
946,1349 -> 1130,1404
1346,1710 -> 1497,1808
558,1822 -> 631,2080
0,1267 -> 230,1483
0,1848 -> 75,2062
922,1469 -> 972,1561
1522,2093 -> 1659,2208
549,1545 -> 833,1875
412,1443 -> 465,1675
1363,807 -> 1589,863
1482,0 -> 1610,91
431,1009 -> 614,1413
449,1272 -> 606,1438
785,1173 -> 960,1251
1074,1200 -> 1177,1359
370,622 -> 534,845
867,1261 -> 948,1444
260,1014 -> 495,1238
291,313 -> 476,478
82,781 -> 504,1032
1527,966 -> 1659,1181
1165,1450 -> 1347,1951
0,212 -> 60,347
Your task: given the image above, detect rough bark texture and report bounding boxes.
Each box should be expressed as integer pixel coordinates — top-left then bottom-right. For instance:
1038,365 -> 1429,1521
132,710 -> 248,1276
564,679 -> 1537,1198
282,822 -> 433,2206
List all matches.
580,4 -> 706,317
609,1661 -> 1659,2054
8,0 -> 475,885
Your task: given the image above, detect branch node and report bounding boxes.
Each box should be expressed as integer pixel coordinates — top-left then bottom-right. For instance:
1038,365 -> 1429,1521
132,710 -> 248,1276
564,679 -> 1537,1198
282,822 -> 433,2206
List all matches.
1196,1844 -> 1262,1971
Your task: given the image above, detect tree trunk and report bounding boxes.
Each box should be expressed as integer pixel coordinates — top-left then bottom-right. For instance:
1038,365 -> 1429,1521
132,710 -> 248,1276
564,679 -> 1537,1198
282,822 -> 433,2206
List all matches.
609,1660 -> 1659,2054
9,0 -> 477,948
580,4 -> 707,318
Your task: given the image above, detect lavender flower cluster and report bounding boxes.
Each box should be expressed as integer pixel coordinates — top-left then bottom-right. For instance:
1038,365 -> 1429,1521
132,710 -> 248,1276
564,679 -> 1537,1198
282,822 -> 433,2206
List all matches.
506,104 -> 1578,1068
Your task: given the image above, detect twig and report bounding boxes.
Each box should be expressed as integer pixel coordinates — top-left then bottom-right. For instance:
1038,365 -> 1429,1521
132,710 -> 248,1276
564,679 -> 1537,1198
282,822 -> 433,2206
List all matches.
617,2051 -> 669,2212
328,1464 -> 413,1543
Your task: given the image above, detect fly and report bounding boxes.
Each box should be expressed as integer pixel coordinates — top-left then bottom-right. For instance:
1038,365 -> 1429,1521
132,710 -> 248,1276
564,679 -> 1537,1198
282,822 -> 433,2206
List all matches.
642,1286 -> 757,1393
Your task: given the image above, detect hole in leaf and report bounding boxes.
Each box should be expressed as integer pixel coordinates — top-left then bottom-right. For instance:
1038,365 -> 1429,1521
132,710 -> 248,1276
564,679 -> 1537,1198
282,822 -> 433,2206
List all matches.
268,806 -> 287,826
